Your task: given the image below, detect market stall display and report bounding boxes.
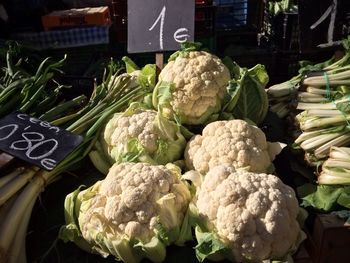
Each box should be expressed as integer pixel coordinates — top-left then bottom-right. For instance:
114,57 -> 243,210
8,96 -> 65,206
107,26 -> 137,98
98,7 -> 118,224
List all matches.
56,45 -> 300,263
0,0 -> 350,262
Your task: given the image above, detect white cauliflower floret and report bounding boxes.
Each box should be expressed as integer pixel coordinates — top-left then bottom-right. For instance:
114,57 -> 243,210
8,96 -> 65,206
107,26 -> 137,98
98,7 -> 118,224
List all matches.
154,51 -> 231,124
78,162 -> 191,243
105,110 -> 159,155
185,119 -> 281,174
99,107 -> 186,168
194,165 -> 300,261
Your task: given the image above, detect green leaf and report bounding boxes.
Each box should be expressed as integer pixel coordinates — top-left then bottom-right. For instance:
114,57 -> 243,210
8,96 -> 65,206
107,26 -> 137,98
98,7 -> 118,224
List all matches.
338,191 -> 350,208
342,35 -> 350,50
194,226 -> 228,262
155,223 -> 180,247
134,237 -> 166,263
102,237 -> 141,263
122,138 -> 145,162
88,150 -> 111,175
248,64 -> 269,87
154,110 -> 187,158
231,74 -> 264,124
336,96 -> 350,113
152,81 -> 173,115
221,57 -> 241,79
176,208 -> 193,246
222,79 -> 241,112
222,64 -> 269,124
298,183 -> 350,212
168,42 -> 202,61
59,186 -> 94,253
122,56 -> 140,73
298,56 -> 335,76
180,42 -> 202,51
139,64 -> 156,91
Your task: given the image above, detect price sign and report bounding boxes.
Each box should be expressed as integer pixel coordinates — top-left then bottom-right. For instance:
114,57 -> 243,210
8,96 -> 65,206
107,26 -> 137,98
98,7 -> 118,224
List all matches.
127,0 -> 195,53
0,112 -> 83,171
299,0 -> 350,52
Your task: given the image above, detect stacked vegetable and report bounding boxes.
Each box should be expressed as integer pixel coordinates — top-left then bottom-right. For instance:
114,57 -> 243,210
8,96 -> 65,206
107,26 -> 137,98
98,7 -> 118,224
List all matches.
294,56 -> 350,164
60,43 -> 305,263
318,146 -> 350,185
266,37 -> 350,213
266,55 -> 340,119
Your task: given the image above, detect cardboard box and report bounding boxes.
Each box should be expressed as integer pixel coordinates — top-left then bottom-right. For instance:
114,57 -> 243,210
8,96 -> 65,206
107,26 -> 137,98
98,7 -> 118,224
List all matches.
42,7 -> 111,31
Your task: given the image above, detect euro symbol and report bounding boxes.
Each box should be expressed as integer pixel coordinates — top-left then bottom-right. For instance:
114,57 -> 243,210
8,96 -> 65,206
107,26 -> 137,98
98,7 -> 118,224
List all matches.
174,28 -> 190,43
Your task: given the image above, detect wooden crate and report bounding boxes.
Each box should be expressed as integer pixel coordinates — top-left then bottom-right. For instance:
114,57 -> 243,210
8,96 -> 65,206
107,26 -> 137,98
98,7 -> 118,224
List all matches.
305,214 -> 350,263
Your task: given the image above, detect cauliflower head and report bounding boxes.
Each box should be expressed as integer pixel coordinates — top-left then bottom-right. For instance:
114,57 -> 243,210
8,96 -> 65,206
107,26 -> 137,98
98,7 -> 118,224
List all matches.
185,119 -> 284,174
189,165 -> 302,262
60,162 -> 191,263
152,51 -> 231,125
101,105 -> 186,168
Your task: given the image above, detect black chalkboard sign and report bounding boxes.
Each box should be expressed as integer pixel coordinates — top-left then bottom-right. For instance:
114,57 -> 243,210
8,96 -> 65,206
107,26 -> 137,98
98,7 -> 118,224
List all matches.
127,0 -> 195,53
299,0 -> 350,52
0,112 -> 83,171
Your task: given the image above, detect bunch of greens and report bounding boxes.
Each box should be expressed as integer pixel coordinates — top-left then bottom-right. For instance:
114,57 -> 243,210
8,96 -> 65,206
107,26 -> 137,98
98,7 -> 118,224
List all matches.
286,38 -> 350,212
0,42 -> 88,120
0,57 -> 151,262
293,52 -> 350,165
266,37 -> 350,119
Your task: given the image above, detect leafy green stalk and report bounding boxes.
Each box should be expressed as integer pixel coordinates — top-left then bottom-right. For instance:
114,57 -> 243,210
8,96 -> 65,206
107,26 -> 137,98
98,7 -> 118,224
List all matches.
296,109 -> 342,119
267,79 -> 299,98
299,132 -> 344,151
294,125 -> 347,144
0,168 -> 25,188
314,132 -> 350,159
299,115 -> 350,131
316,147 -> 350,185
329,146 -> 350,159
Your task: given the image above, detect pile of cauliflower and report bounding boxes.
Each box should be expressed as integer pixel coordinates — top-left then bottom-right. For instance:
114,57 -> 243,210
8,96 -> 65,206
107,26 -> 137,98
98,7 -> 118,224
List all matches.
61,48 -> 305,263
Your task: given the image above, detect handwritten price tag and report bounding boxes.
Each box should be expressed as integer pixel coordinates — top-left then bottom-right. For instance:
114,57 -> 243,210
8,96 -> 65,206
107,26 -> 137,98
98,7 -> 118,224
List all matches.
0,112 -> 83,171
127,0 -> 194,53
299,0 -> 349,52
